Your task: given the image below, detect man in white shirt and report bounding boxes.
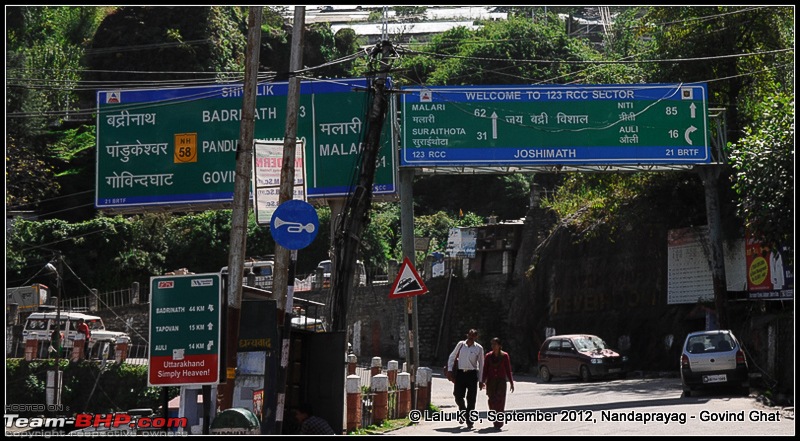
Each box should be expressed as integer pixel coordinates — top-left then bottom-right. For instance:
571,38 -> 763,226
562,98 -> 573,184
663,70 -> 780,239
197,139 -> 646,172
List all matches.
447,328 -> 485,429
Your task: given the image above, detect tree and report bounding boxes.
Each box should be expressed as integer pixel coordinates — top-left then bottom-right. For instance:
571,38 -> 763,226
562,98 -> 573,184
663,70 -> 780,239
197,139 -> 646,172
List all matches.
644,6 -> 793,145
729,92 -> 794,261
6,6 -> 107,210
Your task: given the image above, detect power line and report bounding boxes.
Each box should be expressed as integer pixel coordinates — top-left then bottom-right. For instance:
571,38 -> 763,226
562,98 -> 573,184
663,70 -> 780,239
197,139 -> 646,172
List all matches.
397,47 -> 792,66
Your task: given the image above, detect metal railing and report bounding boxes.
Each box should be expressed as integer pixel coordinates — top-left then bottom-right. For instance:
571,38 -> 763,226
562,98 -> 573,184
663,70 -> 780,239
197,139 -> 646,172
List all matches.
354,363 -> 404,428
60,288 -> 140,312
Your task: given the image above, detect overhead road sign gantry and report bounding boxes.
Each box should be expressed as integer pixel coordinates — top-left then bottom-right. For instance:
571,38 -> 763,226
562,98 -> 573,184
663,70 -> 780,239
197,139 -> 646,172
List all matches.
401,83 -> 710,169
96,78 -> 396,212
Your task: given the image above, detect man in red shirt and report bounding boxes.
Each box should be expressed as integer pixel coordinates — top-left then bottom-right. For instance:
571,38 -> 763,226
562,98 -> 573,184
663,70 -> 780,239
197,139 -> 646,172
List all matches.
76,318 -> 91,360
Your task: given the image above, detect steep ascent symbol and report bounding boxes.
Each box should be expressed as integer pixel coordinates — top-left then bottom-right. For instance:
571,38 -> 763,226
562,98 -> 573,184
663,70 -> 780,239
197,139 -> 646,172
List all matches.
389,257 -> 429,299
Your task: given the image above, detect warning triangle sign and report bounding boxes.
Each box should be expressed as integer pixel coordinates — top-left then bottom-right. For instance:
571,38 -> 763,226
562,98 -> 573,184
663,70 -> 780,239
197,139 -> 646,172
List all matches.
389,257 -> 428,299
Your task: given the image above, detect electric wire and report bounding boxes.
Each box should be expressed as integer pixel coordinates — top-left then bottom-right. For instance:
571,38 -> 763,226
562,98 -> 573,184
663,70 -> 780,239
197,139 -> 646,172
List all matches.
7,7 -> 792,282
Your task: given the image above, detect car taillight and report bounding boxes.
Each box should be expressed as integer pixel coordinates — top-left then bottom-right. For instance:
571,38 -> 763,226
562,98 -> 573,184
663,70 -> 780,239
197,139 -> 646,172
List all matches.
736,349 -> 746,365
537,352 -> 542,362
680,354 -> 690,369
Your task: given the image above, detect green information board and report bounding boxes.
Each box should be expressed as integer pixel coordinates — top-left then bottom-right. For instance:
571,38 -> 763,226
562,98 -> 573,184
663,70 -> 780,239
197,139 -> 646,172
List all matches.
148,273 -> 221,386
97,78 -> 396,211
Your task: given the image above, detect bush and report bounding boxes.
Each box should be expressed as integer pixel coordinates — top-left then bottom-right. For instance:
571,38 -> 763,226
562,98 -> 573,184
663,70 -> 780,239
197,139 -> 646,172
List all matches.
6,358 -> 177,415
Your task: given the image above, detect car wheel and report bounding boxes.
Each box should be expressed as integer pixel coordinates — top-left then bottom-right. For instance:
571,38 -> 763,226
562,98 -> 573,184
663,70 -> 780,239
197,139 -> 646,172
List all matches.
540,366 -> 552,382
580,365 -> 591,382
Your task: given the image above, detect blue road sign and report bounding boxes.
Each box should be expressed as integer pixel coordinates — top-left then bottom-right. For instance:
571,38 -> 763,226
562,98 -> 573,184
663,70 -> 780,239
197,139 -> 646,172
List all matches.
270,199 -> 319,250
401,83 -> 710,167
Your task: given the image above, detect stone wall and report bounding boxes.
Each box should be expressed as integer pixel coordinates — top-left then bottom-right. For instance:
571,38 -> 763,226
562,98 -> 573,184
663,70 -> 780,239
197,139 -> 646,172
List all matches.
94,304 -> 150,346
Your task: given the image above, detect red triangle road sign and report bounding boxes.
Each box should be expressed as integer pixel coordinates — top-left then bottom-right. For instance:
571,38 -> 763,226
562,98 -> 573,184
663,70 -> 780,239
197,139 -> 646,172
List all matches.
389,257 -> 429,299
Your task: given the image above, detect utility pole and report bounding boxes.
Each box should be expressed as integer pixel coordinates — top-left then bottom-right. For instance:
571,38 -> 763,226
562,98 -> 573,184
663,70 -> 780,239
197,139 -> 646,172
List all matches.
273,6 -> 305,435
697,164 -> 729,329
47,252 -> 64,411
218,5 -> 262,411
331,40 -> 396,332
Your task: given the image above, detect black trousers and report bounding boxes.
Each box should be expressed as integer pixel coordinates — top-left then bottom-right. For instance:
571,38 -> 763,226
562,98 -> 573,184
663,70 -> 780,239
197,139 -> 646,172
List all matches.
453,369 -> 478,420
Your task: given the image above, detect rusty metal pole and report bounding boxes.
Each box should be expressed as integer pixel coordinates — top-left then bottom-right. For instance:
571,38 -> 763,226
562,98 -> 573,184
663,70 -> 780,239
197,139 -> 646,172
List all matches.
218,5 -> 262,411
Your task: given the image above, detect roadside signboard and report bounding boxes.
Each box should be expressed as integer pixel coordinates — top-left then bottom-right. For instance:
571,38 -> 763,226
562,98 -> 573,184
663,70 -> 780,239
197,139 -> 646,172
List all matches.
149,273 -> 221,386
253,140 -> 306,225
96,78 -> 396,212
401,83 -> 709,167
389,257 -> 429,299
270,199 -> 319,250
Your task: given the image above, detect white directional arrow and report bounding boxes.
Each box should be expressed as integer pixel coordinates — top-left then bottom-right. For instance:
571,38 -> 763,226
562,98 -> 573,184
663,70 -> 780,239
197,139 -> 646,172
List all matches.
491,112 -> 498,139
208,322 -> 213,331
689,103 -> 697,119
684,126 -> 697,145
207,340 -> 214,350
208,304 -> 214,312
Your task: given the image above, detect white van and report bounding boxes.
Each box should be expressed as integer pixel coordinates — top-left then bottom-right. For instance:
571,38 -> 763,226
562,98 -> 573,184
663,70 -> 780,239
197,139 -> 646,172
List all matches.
315,260 -> 367,288
22,311 -> 129,359
221,259 -> 274,291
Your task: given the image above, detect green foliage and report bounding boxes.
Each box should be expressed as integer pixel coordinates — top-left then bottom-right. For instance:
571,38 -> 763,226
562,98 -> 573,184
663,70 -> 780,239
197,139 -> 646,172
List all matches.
542,172 -> 681,239
259,17 -> 361,80
6,215 -> 171,293
412,174 -> 531,222
348,417 -> 411,435
644,6 -> 793,143
6,7 -> 105,207
399,15 -> 605,86
729,92 -> 794,260
6,359 -> 177,414
394,7 -> 427,17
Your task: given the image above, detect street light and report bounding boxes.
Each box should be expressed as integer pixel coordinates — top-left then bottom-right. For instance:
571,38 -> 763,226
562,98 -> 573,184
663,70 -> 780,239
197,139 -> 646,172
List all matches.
43,256 -> 63,409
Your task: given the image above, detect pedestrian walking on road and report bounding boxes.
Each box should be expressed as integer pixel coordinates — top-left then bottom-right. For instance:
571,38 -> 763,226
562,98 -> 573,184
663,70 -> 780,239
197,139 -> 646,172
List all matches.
482,337 -> 515,429
446,329 -> 484,429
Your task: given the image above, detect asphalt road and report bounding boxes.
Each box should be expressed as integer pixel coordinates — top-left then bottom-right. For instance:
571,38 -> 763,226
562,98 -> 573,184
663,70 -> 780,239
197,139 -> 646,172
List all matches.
389,372 -> 795,436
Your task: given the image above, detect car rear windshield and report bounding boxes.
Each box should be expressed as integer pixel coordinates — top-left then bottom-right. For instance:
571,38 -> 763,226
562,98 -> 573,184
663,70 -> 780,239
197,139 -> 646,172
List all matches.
687,334 -> 735,353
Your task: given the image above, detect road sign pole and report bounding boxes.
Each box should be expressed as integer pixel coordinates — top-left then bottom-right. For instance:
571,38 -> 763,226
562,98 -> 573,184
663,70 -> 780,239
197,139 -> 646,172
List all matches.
399,168 -> 418,406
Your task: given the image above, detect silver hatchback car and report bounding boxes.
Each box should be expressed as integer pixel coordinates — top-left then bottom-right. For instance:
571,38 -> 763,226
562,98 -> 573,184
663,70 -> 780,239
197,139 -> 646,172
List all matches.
680,329 -> 749,397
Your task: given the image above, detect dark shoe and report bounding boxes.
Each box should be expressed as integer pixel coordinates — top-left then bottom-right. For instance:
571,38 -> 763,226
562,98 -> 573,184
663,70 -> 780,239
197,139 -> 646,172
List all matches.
466,422 -> 474,430
457,412 -> 465,425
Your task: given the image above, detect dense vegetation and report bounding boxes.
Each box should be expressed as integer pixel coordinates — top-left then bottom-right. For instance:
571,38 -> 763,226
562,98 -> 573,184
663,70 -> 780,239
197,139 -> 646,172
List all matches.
6,6 -> 794,297
6,358 -> 178,415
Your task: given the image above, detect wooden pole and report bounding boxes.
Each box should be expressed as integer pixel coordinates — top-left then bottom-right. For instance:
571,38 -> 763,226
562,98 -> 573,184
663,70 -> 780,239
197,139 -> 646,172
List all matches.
218,5 -> 262,410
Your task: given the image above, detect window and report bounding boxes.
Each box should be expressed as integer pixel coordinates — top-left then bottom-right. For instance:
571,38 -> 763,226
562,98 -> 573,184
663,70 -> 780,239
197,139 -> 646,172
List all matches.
27,319 -> 47,330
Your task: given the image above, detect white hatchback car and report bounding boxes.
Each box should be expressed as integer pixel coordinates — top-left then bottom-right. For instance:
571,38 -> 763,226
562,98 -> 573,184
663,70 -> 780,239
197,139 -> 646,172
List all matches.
680,329 -> 749,397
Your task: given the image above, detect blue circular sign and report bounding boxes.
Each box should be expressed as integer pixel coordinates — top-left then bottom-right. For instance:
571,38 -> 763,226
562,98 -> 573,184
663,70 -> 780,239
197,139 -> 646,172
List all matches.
270,200 -> 319,250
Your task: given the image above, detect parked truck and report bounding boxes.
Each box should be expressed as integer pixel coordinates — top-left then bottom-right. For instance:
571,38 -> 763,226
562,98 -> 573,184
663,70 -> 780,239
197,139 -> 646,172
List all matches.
6,284 -> 50,313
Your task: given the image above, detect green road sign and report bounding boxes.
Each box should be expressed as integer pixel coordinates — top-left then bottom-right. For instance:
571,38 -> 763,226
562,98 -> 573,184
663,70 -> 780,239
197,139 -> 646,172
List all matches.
96,78 -> 396,211
148,273 -> 221,386
401,83 -> 710,167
